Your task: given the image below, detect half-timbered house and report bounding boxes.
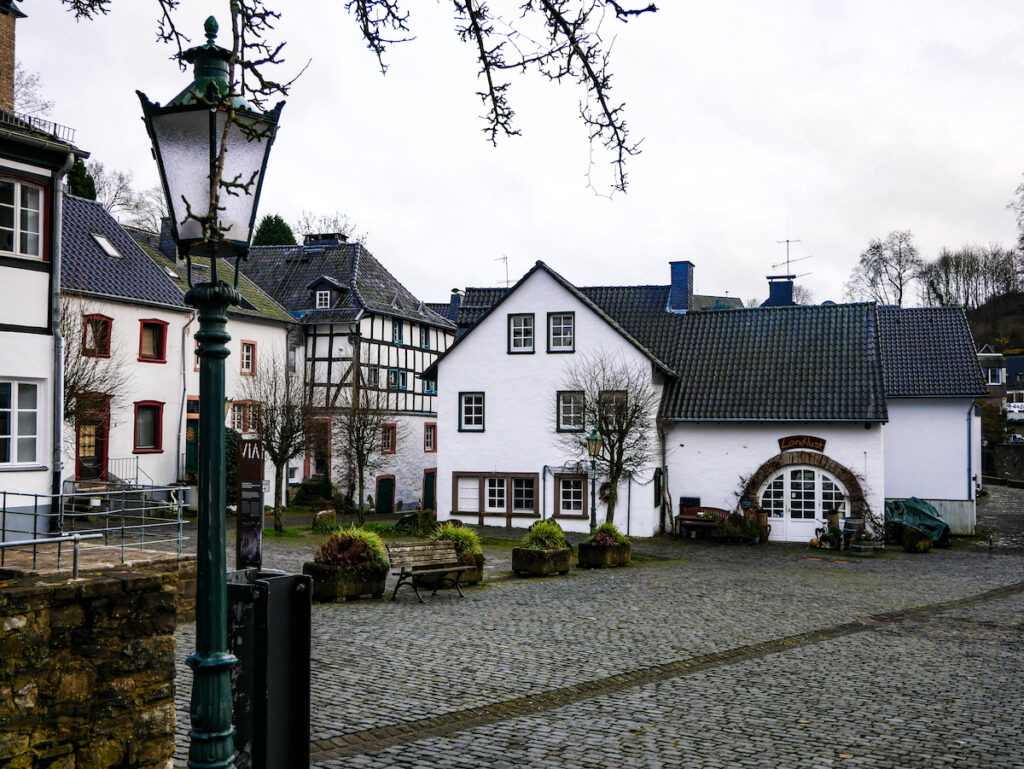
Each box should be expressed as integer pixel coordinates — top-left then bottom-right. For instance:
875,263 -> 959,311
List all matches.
243,234 -> 456,512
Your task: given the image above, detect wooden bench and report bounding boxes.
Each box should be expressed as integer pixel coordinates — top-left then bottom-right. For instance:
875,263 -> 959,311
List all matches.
673,507 -> 730,538
386,541 -> 474,603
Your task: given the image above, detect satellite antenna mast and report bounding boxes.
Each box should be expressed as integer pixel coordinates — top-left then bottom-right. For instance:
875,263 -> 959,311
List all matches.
495,255 -> 510,287
776,238 -> 801,273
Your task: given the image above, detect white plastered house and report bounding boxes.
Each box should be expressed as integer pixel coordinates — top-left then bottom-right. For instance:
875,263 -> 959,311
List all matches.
427,261 -> 987,540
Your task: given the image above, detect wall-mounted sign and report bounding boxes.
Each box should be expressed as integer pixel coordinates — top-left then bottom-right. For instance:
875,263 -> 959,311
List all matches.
779,435 -> 826,453
237,437 -> 265,570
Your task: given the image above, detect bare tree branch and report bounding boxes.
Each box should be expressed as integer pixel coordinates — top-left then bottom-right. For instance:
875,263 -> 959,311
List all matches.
13,61 -> 55,117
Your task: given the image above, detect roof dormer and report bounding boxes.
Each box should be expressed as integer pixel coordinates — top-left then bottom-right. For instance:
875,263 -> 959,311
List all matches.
306,275 -> 346,310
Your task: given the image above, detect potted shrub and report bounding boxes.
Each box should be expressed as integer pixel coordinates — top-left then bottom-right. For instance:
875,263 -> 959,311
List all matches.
577,522 -> 630,568
512,519 -> 572,576
422,522 -> 486,587
302,526 -> 390,602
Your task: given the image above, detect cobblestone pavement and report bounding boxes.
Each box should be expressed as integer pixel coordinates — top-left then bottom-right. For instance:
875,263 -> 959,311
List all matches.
172,523 -> 1024,767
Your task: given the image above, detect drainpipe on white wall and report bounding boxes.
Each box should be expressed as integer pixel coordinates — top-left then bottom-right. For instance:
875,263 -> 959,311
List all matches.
50,152 -> 76,498
966,402 -> 974,500
541,465 -> 553,519
659,421 -> 668,534
177,312 -> 197,481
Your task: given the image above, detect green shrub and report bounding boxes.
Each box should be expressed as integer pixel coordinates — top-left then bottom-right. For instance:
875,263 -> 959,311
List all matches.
395,510 -> 438,536
523,519 -> 569,550
311,510 -> 337,534
719,512 -> 761,540
360,521 -> 398,537
585,522 -> 629,545
314,525 -> 389,569
432,522 -> 483,556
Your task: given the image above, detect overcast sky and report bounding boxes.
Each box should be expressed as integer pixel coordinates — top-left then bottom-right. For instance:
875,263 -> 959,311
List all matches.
17,1 -> 1024,305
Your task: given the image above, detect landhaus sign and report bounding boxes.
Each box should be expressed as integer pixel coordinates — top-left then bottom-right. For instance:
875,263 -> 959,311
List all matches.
778,435 -> 826,453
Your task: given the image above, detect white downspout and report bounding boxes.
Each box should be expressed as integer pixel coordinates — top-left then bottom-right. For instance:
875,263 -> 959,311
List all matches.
50,152 -> 76,498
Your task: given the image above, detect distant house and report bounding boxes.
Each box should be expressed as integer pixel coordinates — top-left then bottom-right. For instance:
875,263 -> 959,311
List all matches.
426,260 -> 986,540
59,196 -> 299,495
243,234 -> 456,512
0,0 -> 85,537
976,344 -> 1006,405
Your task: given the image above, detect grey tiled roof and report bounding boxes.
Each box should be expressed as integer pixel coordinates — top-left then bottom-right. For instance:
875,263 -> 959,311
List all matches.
660,304 -> 889,421
61,195 -> 185,308
876,307 -> 988,398
243,243 -> 456,329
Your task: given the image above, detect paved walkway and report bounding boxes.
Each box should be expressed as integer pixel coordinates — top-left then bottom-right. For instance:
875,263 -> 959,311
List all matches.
171,502 -> 1024,767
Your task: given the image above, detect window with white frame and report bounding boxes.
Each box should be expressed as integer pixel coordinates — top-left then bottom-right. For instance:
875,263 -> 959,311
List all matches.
388,369 -> 408,391
0,179 -> 42,259
547,312 -> 574,352
456,475 -> 480,513
0,381 -> 38,464
512,477 -> 536,512
486,477 -> 506,512
508,314 -> 535,353
232,402 -> 260,434
557,391 -> 584,431
459,392 -> 484,431
558,476 -> 585,515
758,467 -> 847,520
240,341 -> 256,374
987,368 -> 1004,385
315,290 -> 331,309
424,423 -> 436,452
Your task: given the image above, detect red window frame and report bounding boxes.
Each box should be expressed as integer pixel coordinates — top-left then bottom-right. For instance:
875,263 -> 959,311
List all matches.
382,423 -> 397,455
240,340 -> 257,375
424,422 -> 437,453
82,314 -> 112,358
138,319 -> 168,363
133,400 -> 164,453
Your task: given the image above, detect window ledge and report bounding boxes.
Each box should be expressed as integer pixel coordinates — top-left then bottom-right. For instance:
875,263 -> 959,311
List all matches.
0,464 -> 47,472
553,512 -> 589,520
138,358 -> 167,364
133,448 -> 164,455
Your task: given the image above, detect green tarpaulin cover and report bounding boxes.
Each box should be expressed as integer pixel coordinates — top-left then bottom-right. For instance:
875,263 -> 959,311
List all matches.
884,497 -> 952,547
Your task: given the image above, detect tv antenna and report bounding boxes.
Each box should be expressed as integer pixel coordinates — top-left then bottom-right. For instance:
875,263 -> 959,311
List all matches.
495,254 -> 511,287
774,238 -> 813,273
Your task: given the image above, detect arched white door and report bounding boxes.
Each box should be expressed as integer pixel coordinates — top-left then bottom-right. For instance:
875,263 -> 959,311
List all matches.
758,466 -> 848,542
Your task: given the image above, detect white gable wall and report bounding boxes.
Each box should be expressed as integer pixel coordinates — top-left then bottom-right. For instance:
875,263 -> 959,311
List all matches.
883,397 -> 978,534
437,269 -> 662,535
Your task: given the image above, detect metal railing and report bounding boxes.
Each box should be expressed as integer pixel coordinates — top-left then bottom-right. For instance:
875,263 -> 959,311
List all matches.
107,456 -> 140,485
0,485 -> 189,572
0,110 -> 77,143
0,533 -> 103,577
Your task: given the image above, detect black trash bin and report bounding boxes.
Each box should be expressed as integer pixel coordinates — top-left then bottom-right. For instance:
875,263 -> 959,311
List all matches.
227,569 -> 312,769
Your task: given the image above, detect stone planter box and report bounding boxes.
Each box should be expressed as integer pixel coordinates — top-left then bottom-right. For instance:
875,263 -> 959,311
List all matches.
302,562 -> 387,602
512,547 -> 571,576
577,541 -> 630,568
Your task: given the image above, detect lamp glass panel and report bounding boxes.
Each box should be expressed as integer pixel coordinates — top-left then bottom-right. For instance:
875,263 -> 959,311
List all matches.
215,111 -> 274,244
149,108 -> 213,243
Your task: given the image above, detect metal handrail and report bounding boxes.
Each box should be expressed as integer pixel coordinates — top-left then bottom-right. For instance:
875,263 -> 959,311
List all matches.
0,533 -> 103,577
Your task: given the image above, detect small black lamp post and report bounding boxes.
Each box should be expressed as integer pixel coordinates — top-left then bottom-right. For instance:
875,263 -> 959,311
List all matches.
586,428 -> 603,532
137,17 -> 283,769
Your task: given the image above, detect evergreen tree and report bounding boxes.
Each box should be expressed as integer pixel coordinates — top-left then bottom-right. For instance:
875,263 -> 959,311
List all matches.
252,214 -> 296,246
67,158 -> 96,200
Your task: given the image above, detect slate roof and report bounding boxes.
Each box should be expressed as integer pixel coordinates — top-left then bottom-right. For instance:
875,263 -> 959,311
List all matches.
660,303 -> 889,421
61,195 -> 185,308
145,249 -> 295,324
433,262 -> 984,422
876,307 -> 988,398
242,243 -> 456,329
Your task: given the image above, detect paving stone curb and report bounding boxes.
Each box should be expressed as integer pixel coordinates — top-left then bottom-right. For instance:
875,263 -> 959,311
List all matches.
309,579 -> 1024,761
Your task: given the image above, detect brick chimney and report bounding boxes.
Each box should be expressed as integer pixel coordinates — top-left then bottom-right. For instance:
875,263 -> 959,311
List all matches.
0,2 -> 24,113
668,261 -> 694,313
761,275 -> 796,307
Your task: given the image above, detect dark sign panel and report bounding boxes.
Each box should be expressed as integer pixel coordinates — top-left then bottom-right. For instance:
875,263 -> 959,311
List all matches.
237,437 -> 265,570
778,435 -> 826,453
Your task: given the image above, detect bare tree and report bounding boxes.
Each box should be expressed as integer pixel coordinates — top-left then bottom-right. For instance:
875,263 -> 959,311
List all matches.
1011,178 -> 1024,253
332,386 -> 403,524
87,161 -> 138,219
60,295 -> 131,433
557,351 -> 656,524
13,60 -> 54,117
62,0 -> 656,194
294,210 -> 367,245
792,285 -> 814,305
919,244 -> 1022,310
237,349 -> 313,532
844,230 -> 922,306
125,185 -> 169,233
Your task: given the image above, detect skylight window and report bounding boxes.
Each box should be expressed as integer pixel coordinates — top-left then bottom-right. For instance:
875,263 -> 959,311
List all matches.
91,233 -> 121,258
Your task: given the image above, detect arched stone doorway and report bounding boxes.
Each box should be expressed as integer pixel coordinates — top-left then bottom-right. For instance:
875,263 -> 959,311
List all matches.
740,451 -> 866,542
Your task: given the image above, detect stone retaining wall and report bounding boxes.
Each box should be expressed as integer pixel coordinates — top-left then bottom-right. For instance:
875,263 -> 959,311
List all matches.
0,570 -> 177,769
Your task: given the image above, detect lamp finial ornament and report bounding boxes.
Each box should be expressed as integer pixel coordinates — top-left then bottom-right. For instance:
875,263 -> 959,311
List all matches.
204,16 -> 218,44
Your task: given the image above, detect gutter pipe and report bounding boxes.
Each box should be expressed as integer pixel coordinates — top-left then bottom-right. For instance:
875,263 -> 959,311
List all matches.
177,312 -> 197,481
50,151 -> 76,499
966,401 -> 974,501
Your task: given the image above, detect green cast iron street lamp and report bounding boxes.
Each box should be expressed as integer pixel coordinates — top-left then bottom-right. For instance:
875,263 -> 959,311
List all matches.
586,428 -> 603,532
138,17 -> 283,769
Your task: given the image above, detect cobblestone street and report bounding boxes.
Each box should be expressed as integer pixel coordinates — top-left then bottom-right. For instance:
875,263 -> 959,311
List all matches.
171,490 -> 1024,767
